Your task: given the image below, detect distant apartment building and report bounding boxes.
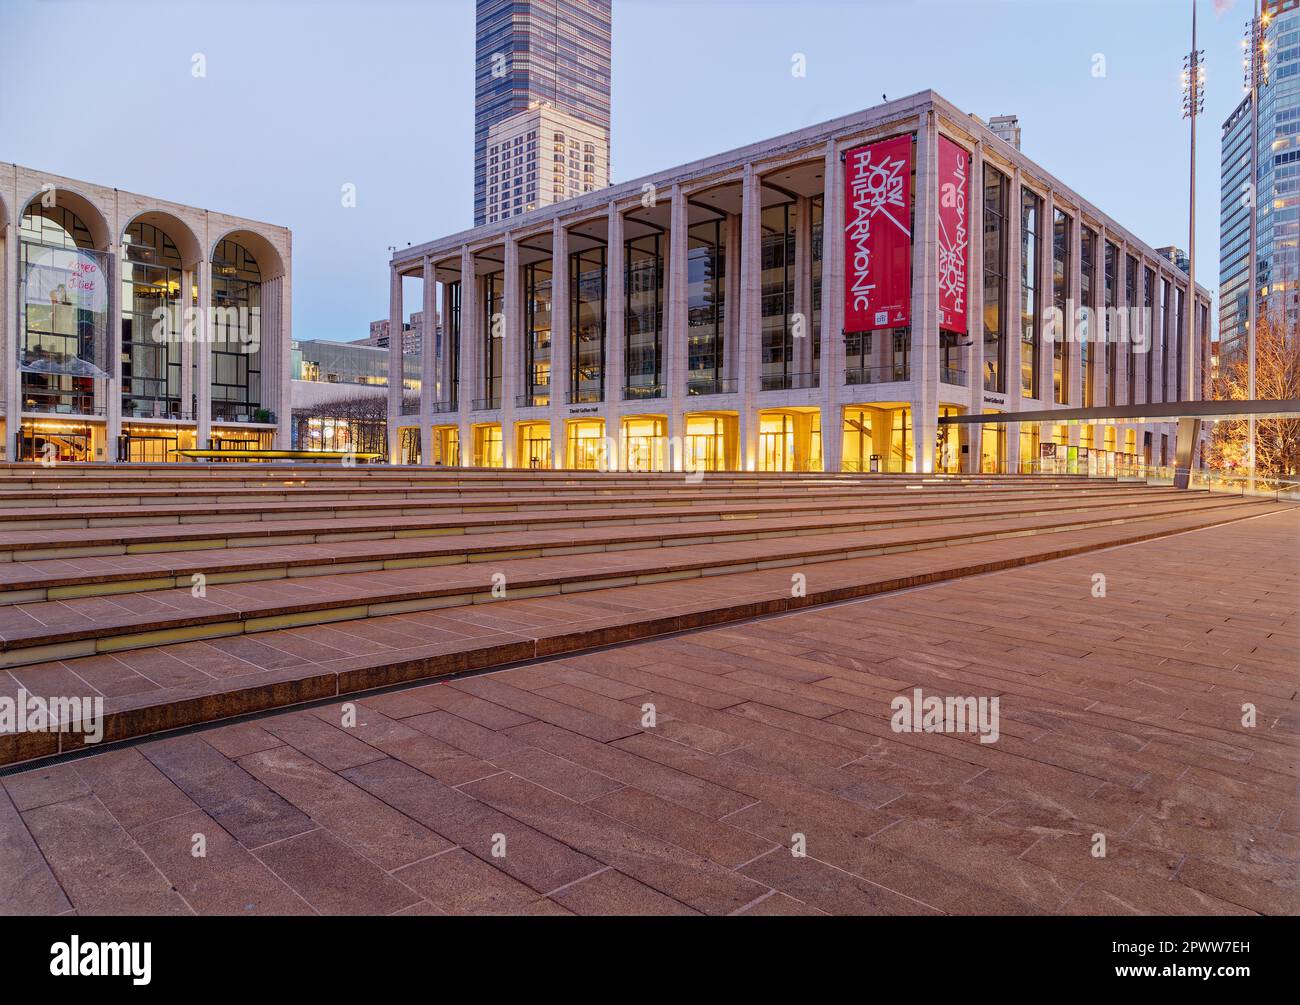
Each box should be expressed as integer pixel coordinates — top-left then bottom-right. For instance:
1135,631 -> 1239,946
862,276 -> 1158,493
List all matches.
486,103 -> 610,223
474,0 -> 612,225
987,114 -> 1021,150
1220,0 -> 1300,363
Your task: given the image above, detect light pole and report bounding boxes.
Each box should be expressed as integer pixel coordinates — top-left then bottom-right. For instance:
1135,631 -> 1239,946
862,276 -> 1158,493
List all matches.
1182,0 -> 1204,434
1244,0 -> 1269,477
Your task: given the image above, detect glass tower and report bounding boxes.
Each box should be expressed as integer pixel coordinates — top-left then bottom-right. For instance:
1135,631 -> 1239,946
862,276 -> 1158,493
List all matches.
1219,0 -> 1300,363
474,0 -> 612,226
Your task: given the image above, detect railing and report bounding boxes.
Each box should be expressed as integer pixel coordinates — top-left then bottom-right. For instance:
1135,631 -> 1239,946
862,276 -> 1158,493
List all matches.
845,363 -> 909,386
211,402 -> 275,424
431,400 -> 457,413
623,384 -> 664,401
940,366 -> 967,386
471,397 -> 500,411
22,400 -> 105,417
400,400 -> 421,416
761,371 -> 818,392
1185,468 -> 1300,500
686,377 -> 737,396
567,389 -> 603,404
515,391 -> 550,408
123,402 -> 194,420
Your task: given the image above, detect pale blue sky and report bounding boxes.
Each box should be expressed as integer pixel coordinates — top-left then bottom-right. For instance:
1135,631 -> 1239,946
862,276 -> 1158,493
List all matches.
0,0 -> 1250,341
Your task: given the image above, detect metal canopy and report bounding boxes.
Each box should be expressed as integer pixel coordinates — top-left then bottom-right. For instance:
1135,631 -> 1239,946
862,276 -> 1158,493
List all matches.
937,399 -> 1300,425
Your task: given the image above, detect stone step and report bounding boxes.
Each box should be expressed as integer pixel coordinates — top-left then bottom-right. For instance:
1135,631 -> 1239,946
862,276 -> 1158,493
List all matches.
0,494 -> 1272,669
3,497 -> 1286,768
0,491 -> 1244,603
0,484 -> 1183,545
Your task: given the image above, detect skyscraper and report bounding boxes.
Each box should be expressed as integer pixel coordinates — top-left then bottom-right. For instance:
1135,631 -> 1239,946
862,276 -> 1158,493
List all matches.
474,0 -> 612,226
1219,0 -> 1300,363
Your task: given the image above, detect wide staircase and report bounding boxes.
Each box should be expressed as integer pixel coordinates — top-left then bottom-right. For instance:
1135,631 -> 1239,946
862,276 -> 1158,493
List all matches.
0,464 -> 1288,767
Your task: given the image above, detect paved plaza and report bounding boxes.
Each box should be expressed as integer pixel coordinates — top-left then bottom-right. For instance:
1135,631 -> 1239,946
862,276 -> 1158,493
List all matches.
0,467 -> 1295,914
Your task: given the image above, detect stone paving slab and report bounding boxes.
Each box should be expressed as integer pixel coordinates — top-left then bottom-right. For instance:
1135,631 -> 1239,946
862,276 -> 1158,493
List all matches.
1,506 -> 1293,915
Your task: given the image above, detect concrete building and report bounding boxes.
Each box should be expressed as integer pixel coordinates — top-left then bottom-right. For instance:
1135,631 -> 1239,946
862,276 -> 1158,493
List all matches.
486,103 -> 611,223
0,162 -> 291,462
475,0 -> 612,226
388,90 -> 1211,475
1220,0 -> 1300,363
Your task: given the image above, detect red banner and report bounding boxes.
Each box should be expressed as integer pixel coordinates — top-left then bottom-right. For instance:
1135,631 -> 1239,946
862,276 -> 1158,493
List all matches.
843,135 -> 912,332
937,136 -> 970,334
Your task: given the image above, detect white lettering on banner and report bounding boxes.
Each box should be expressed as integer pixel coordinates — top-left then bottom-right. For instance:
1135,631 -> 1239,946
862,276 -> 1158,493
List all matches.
845,147 -> 909,316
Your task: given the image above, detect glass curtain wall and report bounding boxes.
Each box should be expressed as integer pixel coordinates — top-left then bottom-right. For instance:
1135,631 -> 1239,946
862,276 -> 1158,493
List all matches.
523,261 -> 551,406
982,166 -> 1008,393
121,222 -> 184,419
569,247 -> 605,402
1020,188 -> 1042,398
624,233 -> 664,399
210,240 -> 263,421
481,272 -> 503,408
18,204 -> 109,416
686,219 -> 726,395
760,203 -> 797,390
1051,209 -> 1070,404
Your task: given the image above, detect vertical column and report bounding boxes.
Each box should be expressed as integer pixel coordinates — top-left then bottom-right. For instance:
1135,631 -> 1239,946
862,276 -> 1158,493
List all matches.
419,257 -> 436,462
666,183 -> 688,463
738,163 -> 762,470
605,202 -> 626,423
3,223 -> 19,461
911,113 -> 939,473
793,193 -> 813,379
196,257 -> 213,451
820,139 -> 844,473
1004,167 -> 1023,473
501,233 -> 520,466
1133,257 -> 1148,407
1114,242 -> 1130,462
1067,210 -> 1083,453
385,265 -> 403,464
1039,191 -> 1056,409
179,267 -> 193,430
456,246 -> 478,465
549,219 -> 571,468
277,259 -> 292,451
724,211 -> 742,387
108,236 -> 123,461
965,142 -> 984,473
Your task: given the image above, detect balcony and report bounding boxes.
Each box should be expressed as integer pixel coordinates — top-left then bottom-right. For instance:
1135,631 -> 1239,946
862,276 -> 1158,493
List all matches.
122,400 -> 193,421
845,363 -> 909,386
22,399 -> 105,417
761,371 -> 818,392
940,366 -> 967,387
622,384 -> 664,401
400,400 -> 421,416
686,377 -> 737,396
211,402 -> 275,424
567,388 -> 603,404
471,396 -> 500,411
431,400 -> 457,413
515,391 -> 550,408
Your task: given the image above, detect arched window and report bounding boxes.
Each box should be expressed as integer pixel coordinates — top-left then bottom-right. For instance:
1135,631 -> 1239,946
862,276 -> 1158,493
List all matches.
18,203 -> 110,416
122,222 -> 184,419
210,239 -> 263,422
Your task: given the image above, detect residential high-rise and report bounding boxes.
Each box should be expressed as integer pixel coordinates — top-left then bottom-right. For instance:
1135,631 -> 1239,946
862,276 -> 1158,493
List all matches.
474,0 -> 612,226
1219,0 -> 1300,364
485,103 -> 610,223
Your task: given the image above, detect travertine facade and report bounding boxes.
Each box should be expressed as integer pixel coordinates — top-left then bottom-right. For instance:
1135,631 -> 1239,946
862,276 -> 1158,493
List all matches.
0,162 -> 291,461
389,91 -> 1211,475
